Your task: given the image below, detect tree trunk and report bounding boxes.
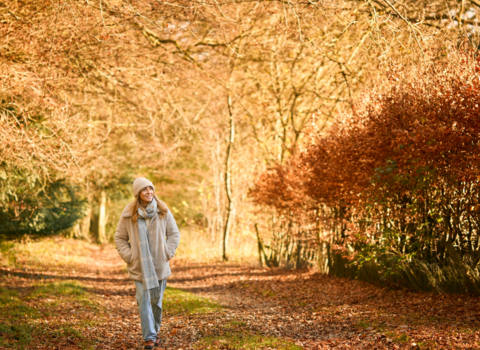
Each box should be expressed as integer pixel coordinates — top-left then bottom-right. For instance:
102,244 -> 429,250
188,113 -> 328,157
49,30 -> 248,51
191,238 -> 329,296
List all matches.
72,205 -> 91,240
222,94 -> 235,262
98,190 -> 108,244
255,223 -> 267,267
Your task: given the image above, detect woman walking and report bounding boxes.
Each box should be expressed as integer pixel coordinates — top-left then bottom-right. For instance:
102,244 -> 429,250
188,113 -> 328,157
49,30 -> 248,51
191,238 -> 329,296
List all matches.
115,177 -> 180,349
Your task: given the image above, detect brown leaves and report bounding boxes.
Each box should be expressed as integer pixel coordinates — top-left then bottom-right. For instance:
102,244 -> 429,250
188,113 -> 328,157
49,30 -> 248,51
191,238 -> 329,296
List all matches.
252,46 -> 480,272
169,259 -> 480,349
13,236 -> 462,349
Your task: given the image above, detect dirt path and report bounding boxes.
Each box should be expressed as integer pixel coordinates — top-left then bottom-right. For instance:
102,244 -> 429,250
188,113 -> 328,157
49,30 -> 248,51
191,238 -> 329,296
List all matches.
1,241 -> 480,349
166,262 -> 480,349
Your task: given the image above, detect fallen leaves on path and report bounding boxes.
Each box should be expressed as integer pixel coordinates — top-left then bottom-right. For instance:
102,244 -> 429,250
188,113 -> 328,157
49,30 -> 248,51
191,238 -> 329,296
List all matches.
168,262 -> 480,349
1,239 -> 479,349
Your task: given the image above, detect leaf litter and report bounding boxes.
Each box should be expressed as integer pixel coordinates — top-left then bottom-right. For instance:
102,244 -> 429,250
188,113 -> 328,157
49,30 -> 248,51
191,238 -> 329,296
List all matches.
0,240 -> 479,349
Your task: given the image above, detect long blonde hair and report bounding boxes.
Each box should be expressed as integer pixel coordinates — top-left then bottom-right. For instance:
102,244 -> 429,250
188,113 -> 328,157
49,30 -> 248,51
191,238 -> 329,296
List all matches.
131,193 -> 168,223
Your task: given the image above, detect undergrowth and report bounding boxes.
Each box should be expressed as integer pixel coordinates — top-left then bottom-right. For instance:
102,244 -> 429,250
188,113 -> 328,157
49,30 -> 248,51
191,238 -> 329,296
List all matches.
175,228 -> 258,264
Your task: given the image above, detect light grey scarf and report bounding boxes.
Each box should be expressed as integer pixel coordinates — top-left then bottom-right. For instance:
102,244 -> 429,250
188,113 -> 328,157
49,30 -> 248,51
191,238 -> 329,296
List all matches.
137,198 -> 161,299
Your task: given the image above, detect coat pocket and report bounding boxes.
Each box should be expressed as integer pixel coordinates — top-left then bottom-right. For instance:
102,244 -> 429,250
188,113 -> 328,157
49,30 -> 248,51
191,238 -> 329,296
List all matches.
130,246 -> 139,262
125,251 -> 133,265
127,258 -> 141,276
163,242 -> 170,262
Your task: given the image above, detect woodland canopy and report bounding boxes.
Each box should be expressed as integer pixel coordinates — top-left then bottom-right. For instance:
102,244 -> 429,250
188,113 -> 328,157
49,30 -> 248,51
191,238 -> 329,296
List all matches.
1,0 -> 480,293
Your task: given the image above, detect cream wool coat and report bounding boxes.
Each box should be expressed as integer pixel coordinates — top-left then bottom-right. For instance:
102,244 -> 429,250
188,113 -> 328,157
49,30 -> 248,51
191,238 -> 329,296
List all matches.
114,203 -> 180,281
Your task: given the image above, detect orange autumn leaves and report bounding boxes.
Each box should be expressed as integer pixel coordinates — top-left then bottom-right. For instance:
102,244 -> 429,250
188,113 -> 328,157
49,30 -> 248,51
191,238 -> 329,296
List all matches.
253,47 -> 480,264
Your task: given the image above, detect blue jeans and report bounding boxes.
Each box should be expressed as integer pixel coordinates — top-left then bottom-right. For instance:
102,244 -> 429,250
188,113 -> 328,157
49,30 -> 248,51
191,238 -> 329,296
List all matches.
134,279 -> 167,341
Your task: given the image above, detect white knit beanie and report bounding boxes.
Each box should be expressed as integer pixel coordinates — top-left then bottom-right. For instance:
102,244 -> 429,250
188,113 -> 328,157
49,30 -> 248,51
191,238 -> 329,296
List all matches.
132,177 -> 155,197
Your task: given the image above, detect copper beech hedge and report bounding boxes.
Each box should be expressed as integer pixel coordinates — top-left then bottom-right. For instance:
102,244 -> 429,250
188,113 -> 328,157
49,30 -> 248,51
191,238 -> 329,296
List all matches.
253,47 -> 480,271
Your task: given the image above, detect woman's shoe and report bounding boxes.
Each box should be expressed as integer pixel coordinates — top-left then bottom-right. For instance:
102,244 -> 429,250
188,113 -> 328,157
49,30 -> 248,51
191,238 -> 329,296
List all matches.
144,340 -> 155,349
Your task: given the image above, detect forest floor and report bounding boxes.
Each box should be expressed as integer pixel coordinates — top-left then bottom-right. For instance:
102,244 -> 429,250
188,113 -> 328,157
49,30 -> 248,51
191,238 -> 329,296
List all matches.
0,238 -> 479,350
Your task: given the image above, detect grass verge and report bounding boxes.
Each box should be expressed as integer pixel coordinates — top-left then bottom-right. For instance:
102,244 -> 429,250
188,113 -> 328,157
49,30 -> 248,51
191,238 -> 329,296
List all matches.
0,237 -> 107,349
0,278 -> 101,349
196,333 -> 302,350
164,286 -> 223,315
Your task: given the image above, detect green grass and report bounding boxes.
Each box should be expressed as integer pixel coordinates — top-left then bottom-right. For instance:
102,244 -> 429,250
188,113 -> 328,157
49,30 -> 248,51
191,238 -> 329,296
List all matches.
29,280 -> 86,297
0,323 -> 34,348
28,280 -> 94,304
195,318 -> 301,349
260,289 -> 277,298
415,340 -> 442,349
164,286 -> 223,315
355,319 -> 387,333
458,327 -> 475,334
27,281 -> 100,310
356,320 -> 371,328
0,241 -> 17,266
161,287 -> 300,349
0,238 -> 106,349
0,287 -> 38,348
196,333 -> 302,350
384,331 -> 411,344
51,325 -> 85,339
0,281 -> 100,349
0,240 -> 101,350
396,333 -> 410,343
0,287 -> 39,319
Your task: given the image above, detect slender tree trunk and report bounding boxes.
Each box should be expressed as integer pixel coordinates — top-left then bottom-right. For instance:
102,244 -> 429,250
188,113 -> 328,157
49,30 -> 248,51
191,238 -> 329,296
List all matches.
223,94 -> 235,262
255,223 -> 265,267
213,139 -> 224,250
72,205 -> 91,240
98,190 -> 107,244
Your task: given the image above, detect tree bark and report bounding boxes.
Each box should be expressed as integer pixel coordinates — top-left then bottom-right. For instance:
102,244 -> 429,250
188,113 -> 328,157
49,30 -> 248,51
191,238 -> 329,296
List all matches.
98,190 -> 108,244
222,93 -> 235,262
72,205 -> 91,240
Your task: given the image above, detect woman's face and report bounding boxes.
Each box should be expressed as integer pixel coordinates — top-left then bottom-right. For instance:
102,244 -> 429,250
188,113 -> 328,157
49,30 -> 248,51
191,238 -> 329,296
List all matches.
139,186 -> 154,203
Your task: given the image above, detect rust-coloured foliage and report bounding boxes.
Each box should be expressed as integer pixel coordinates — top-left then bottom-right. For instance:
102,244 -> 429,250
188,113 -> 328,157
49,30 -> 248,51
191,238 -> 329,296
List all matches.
254,46 -> 480,282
